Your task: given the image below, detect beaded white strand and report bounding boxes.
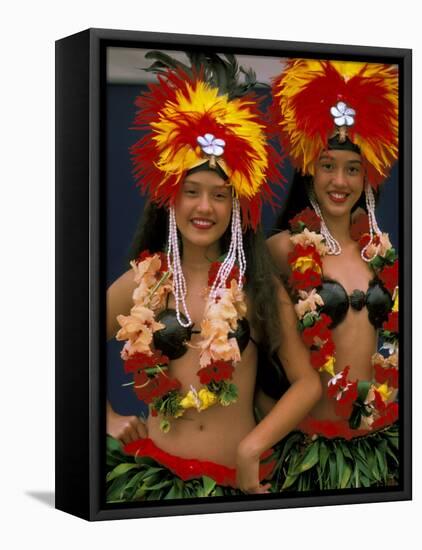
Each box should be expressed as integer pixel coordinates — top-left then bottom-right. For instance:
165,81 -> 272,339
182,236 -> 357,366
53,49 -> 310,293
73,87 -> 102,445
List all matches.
167,206 -> 193,327
360,183 -> 382,262
167,199 -> 247,326
308,188 -> 342,256
209,198 -> 246,300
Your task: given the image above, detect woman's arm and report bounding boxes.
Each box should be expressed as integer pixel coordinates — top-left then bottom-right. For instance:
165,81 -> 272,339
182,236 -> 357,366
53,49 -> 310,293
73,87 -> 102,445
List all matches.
106,268 -> 148,443
236,282 -> 322,494
266,230 -> 293,278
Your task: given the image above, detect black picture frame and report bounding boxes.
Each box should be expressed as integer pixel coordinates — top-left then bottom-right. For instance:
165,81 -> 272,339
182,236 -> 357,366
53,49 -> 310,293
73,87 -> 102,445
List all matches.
55,27 -> 412,521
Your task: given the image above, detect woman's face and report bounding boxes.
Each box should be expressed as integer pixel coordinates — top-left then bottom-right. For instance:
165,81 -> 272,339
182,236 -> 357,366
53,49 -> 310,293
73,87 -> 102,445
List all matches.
174,169 -> 233,253
312,149 -> 365,219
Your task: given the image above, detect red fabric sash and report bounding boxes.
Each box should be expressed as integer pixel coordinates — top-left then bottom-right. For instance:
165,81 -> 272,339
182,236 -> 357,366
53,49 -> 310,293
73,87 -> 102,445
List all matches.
297,404 -> 398,440
124,438 -> 275,488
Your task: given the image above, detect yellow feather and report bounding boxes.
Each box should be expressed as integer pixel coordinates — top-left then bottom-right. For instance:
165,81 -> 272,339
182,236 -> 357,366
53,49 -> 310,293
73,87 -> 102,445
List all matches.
150,79 -> 269,199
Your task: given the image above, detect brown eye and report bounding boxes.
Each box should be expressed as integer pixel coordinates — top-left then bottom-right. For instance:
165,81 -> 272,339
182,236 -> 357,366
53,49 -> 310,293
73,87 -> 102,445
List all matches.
214,192 -> 229,200
348,166 -> 361,175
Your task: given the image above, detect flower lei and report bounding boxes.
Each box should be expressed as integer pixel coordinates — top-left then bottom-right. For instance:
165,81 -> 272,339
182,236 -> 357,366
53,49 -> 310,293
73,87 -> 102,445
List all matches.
288,208 -> 399,431
116,250 -> 246,432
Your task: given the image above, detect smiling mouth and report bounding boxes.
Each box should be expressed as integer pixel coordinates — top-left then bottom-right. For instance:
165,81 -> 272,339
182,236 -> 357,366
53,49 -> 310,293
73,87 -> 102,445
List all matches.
191,218 -> 215,229
328,192 -> 349,204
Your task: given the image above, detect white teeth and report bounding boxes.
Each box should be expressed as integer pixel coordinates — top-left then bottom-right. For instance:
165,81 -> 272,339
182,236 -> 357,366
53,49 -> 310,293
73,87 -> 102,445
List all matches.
330,193 -> 347,199
192,219 -> 213,226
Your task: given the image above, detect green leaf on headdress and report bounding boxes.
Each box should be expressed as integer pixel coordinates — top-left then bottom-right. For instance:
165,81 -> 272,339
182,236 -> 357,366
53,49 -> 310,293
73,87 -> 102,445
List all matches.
144,50 -> 191,72
144,50 -> 260,100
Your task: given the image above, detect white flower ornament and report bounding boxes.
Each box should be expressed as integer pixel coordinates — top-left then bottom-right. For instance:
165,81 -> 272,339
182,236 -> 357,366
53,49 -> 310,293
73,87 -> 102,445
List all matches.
330,101 -> 356,127
328,371 -> 345,387
197,133 -> 226,156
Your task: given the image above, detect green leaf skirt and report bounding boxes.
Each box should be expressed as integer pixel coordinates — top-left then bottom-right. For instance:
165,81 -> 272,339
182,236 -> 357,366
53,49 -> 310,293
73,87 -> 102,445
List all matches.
106,436 -> 245,502
270,422 -> 399,492
106,422 -> 399,501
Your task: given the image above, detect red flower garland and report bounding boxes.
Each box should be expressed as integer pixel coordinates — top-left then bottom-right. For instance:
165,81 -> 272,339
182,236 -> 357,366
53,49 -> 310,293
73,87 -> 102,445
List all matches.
120,252 -> 245,429
378,260 -> 399,294
383,311 -> 399,334
289,269 -> 323,292
289,207 -> 321,233
350,213 -> 370,242
374,363 -> 399,388
134,370 -> 182,404
287,209 -> 399,432
197,361 -> 235,385
208,262 -> 244,288
302,313 -> 332,346
124,350 -> 169,374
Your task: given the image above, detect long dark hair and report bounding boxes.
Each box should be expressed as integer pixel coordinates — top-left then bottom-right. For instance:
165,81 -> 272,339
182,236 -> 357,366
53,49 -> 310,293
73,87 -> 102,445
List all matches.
128,201 -> 281,356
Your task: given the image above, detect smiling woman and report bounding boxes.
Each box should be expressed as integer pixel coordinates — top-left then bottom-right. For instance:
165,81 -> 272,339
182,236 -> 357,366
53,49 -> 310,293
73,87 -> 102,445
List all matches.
174,172 -> 233,251
105,51 -> 322,501
313,150 -> 364,215
267,58 -> 400,490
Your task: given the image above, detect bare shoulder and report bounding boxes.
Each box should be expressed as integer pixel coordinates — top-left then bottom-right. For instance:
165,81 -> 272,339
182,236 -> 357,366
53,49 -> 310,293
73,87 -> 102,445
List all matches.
107,268 -> 138,311
108,268 -> 137,295
266,230 -> 293,275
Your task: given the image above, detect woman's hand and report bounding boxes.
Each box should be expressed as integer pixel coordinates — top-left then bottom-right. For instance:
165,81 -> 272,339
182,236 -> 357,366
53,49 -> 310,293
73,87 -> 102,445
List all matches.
106,403 -> 147,445
236,441 -> 271,495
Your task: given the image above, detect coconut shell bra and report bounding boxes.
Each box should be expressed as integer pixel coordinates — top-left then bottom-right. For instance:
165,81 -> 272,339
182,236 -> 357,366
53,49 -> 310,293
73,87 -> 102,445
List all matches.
318,278 -> 392,329
153,307 -> 252,360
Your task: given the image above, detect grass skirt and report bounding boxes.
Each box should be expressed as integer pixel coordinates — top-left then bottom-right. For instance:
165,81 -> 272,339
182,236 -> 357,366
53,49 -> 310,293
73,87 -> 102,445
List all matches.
271,421 -> 399,491
106,436 -> 275,502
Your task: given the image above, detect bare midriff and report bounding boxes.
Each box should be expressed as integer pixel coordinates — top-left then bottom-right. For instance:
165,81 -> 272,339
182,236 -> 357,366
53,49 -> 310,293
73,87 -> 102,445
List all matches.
146,285 -> 258,468
147,338 -> 257,467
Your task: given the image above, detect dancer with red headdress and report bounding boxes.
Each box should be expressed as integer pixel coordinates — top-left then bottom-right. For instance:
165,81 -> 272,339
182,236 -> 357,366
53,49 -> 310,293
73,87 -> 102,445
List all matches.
106,53 -> 322,500
268,59 -> 399,490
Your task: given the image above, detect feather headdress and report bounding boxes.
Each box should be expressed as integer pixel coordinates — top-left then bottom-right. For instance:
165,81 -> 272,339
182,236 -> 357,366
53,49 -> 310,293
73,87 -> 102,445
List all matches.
130,53 -> 282,229
271,59 -> 398,187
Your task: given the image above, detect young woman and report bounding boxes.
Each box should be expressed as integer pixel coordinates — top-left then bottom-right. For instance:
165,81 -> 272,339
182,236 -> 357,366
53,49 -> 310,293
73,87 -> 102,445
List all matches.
105,55 -> 322,501
267,59 -> 400,490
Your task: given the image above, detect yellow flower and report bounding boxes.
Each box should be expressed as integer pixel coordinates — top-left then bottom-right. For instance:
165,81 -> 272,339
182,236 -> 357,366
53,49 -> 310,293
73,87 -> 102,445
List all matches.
180,390 -> 199,410
392,288 -> 399,312
197,388 -> 218,410
292,256 -> 322,274
320,356 -> 335,378
180,387 -> 218,411
376,383 -> 393,402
